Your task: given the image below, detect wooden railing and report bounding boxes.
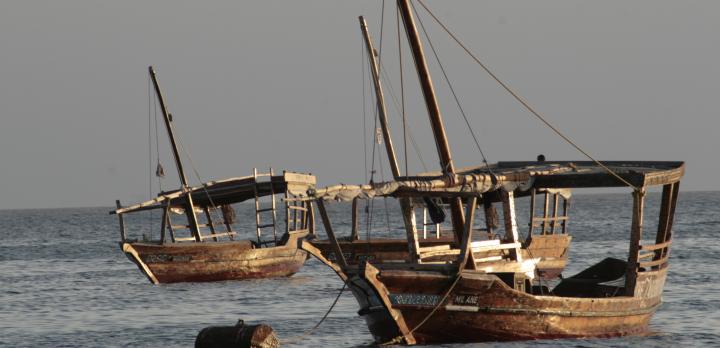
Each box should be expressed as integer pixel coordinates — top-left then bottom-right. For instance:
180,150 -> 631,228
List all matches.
637,240 -> 672,271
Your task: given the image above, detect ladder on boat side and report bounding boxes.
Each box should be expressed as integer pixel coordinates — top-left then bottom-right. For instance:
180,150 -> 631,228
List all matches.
253,168 -> 278,247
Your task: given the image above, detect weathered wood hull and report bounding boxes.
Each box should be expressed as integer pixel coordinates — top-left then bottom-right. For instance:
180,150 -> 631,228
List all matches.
344,265 -> 666,344
122,234 -> 308,284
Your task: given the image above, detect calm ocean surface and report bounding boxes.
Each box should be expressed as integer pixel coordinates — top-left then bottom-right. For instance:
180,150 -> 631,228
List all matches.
1,191 -> 718,347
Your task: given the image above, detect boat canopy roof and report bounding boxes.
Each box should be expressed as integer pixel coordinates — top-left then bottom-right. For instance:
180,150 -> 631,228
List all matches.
306,161 -> 684,202
112,171 -> 316,215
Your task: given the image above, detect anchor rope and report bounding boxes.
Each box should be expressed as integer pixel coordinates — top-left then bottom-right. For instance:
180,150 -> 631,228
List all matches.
280,282 -> 347,344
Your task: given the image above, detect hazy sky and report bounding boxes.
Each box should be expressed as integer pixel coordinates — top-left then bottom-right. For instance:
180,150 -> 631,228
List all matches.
0,1 -> 717,210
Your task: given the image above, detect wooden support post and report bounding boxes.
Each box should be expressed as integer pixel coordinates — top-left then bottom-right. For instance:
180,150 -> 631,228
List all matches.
625,188 -> 646,296
541,192 -> 550,235
423,208 -> 428,239
527,189 -> 536,238
400,199 -> 421,262
166,206 -> 176,242
483,199 -> 495,240
116,200 -> 126,242
160,204 -> 168,243
550,194 -> 559,234
316,199 -> 348,268
350,197 -> 360,240
561,197 -> 570,234
307,201 -> 316,236
500,190 -> 522,262
655,182 -> 679,262
458,197 -> 478,271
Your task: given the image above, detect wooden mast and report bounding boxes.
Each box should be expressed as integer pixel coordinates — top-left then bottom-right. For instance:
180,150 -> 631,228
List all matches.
148,66 -> 201,242
359,16 -> 421,260
396,0 -> 467,246
359,16 -> 400,177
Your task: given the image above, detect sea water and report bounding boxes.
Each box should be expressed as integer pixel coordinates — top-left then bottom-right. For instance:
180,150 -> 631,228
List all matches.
1,191 -> 718,347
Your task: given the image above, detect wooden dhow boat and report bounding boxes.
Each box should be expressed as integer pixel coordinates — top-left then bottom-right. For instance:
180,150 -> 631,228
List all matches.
302,161 -> 683,344
111,67 -> 315,284
299,1 -> 684,344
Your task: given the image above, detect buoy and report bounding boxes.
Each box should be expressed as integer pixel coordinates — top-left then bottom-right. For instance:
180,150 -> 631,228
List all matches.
195,319 -> 279,348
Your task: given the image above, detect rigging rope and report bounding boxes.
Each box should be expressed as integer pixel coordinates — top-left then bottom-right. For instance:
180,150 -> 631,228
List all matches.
415,0 -> 638,190
412,2 -> 493,171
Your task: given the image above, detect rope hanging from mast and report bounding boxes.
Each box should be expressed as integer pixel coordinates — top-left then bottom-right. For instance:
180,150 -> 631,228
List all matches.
412,1 -> 493,172
415,0 -> 639,190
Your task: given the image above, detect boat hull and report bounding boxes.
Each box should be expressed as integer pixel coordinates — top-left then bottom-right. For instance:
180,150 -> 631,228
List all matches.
345,265 -> 666,344
122,234 -> 308,284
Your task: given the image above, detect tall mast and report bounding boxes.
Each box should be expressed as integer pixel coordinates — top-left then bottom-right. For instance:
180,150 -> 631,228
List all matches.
148,66 -> 201,242
360,16 -> 421,261
396,0 -> 467,246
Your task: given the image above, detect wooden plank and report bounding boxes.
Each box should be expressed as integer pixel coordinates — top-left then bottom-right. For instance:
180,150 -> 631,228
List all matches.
473,255 -> 503,263
316,199 -> 348,268
418,244 -> 451,253
639,240 -> 672,251
639,254 -> 669,269
471,242 -> 521,253
637,252 -> 654,259
200,232 -> 237,240
420,249 -> 461,259
532,216 -> 569,222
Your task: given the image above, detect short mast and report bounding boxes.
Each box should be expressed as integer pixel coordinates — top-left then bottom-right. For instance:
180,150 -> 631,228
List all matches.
359,16 -> 401,179
148,66 -> 201,242
148,66 -> 190,188
360,16 -> 421,261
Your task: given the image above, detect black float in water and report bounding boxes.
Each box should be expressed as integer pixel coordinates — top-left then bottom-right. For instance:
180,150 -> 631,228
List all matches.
195,320 -> 279,348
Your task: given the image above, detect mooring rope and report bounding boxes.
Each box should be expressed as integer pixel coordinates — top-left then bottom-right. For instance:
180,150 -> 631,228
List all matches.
415,0 -> 639,191
280,282 -> 347,345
